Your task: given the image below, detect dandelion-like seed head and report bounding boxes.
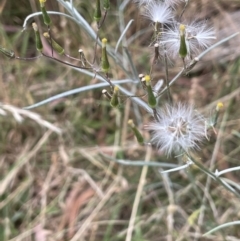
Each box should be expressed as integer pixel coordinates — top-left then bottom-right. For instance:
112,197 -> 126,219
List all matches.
145,103 -> 206,156
143,1 -> 173,24
161,21 -> 216,59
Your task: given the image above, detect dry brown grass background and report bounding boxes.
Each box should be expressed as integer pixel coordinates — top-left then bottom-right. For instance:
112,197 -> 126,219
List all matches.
0,0 -> 240,240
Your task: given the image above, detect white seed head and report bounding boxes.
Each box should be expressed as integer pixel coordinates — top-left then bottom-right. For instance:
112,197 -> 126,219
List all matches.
145,103 -> 206,156
142,1 -> 173,24
161,21 -> 216,59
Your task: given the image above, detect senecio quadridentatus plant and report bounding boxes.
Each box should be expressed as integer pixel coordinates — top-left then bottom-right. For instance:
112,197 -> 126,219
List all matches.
0,0 -> 240,199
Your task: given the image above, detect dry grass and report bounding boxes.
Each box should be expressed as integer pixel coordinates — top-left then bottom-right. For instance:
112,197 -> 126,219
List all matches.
0,0 -> 240,241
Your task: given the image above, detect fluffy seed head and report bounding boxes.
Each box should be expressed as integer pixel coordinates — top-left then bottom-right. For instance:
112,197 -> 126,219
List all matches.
142,1 -> 173,24
145,103 -> 206,156
161,21 -> 216,59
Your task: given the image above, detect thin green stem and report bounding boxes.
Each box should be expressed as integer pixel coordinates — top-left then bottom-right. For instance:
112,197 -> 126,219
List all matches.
185,152 -> 240,198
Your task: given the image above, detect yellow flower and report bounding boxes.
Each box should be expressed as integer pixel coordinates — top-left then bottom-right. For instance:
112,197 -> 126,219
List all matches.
216,102 -> 223,111
39,0 -> 46,7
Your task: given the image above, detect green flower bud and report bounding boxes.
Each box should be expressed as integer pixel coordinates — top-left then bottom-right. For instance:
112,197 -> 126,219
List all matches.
78,49 -> 87,67
179,24 -> 187,58
94,0 -> 102,22
145,75 -> 157,108
103,0 -> 110,10
0,46 -> 15,58
39,0 -> 46,7
39,0 -> 51,25
216,102 -> 223,112
128,119 -> 144,144
213,102 -> 224,127
32,23 -> 43,52
102,89 -> 112,100
101,38 -> 110,73
43,32 -> 64,55
110,86 -> 119,108
154,21 -> 160,40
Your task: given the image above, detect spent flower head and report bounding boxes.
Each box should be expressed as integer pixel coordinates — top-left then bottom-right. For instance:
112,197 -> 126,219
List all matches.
143,1 -> 173,24
161,21 -> 216,59
145,103 -> 206,156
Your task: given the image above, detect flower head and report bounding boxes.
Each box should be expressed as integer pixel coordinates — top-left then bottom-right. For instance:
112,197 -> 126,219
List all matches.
143,1 -> 173,24
145,103 -> 206,156
39,0 -> 46,6
161,21 -> 216,59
